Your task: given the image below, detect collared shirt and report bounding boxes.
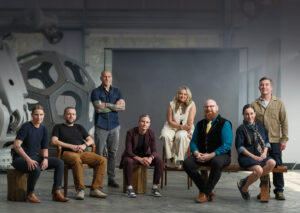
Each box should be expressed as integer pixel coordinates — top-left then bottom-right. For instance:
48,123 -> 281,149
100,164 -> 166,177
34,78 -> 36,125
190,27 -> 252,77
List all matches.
259,97 -> 270,108
91,84 -> 123,130
190,115 -> 233,155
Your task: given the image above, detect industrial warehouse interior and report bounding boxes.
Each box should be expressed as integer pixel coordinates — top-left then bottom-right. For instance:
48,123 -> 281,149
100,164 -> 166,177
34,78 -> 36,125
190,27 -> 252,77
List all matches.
1,0 -> 300,212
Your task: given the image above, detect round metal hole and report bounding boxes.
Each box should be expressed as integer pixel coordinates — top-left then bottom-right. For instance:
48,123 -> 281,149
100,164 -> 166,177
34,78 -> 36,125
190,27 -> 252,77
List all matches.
9,79 -> 14,86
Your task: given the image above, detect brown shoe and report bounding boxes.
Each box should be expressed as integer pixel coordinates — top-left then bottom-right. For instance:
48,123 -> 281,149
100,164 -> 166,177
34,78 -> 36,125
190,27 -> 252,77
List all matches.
27,193 -> 41,203
209,190 -> 216,201
195,192 -> 209,203
52,190 -> 69,202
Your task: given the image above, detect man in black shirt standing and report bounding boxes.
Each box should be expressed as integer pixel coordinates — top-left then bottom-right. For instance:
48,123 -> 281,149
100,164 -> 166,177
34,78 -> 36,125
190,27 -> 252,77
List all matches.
51,107 -> 107,200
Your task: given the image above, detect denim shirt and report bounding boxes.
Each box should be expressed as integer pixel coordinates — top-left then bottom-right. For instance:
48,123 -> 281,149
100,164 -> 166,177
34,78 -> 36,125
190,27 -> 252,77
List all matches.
235,121 -> 271,156
91,85 -> 123,130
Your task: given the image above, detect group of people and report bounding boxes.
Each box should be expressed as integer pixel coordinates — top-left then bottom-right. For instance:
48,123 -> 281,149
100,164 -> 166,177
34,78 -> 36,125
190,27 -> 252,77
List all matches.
12,70 -> 288,204
160,77 -> 288,202
12,70 -> 125,202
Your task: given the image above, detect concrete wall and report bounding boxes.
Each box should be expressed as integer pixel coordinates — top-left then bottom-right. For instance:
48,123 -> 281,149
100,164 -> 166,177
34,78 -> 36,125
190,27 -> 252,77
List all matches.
280,1 -> 300,164
232,0 -> 300,164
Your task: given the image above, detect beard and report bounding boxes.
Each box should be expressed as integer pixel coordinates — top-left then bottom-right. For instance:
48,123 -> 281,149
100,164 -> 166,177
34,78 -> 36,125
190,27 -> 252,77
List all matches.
65,119 -> 74,125
205,111 -> 218,121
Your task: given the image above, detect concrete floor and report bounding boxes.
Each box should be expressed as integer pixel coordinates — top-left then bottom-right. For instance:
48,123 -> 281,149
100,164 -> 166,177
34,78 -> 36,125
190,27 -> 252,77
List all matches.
1,169 -> 300,213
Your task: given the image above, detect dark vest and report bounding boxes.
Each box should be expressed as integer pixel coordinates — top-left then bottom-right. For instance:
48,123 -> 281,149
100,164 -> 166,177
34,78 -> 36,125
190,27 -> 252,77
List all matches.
196,115 -> 231,155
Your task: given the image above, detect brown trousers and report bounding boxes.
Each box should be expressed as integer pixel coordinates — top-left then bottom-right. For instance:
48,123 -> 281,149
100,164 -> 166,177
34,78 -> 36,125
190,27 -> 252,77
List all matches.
62,151 -> 107,191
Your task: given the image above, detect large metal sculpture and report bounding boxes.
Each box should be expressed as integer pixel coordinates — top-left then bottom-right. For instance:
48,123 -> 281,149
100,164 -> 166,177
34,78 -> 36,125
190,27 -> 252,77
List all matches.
18,51 -> 95,133
0,5 -> 94,168
0,45 -> 31,147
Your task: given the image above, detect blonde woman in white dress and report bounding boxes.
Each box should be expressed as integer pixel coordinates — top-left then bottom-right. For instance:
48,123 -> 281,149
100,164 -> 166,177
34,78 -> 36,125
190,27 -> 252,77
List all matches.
160,86 -> 196,168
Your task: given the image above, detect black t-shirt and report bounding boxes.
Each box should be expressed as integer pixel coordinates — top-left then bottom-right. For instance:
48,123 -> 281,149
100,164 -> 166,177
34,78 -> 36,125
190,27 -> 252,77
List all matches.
52,123 -> 89,152
134,134 -> 146,157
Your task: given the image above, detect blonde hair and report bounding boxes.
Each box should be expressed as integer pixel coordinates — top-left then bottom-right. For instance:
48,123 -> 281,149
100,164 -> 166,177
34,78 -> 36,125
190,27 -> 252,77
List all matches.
173,86 -> 192,114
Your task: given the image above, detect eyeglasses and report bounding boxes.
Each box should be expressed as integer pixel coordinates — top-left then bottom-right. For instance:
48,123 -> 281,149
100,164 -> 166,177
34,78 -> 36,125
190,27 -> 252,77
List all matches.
204,105 -> 216,109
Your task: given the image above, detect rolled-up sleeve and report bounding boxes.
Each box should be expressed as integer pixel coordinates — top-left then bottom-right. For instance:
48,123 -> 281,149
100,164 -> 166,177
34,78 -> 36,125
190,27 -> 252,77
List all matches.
91,88 -> 99,102
235,126 -> 246,154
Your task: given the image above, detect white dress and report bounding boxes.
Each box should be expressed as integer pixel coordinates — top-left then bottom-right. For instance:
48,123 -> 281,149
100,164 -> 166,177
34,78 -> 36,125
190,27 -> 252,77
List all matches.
160,100 -> 195,161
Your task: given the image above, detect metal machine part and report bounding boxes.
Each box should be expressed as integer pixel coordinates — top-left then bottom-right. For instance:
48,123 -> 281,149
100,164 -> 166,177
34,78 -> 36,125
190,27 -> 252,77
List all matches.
0,5 -> 66,168
0,44 -> 30,147
18,50 -> 95,135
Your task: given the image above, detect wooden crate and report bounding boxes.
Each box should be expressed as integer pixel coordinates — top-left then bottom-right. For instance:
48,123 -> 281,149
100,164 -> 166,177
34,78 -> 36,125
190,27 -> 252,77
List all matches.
7,169 -> 28,201
123,165 -> 148,194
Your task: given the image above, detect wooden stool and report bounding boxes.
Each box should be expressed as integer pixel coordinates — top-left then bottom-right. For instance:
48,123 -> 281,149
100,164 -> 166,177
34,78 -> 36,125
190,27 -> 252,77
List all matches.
260,174 -> 270,202
123,165 -> 148,194
7,169 -> 28,201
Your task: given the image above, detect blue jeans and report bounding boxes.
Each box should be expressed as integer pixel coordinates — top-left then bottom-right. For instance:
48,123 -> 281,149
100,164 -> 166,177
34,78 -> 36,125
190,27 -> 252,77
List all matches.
270,143 -> 284,193
12,156 -> 64,195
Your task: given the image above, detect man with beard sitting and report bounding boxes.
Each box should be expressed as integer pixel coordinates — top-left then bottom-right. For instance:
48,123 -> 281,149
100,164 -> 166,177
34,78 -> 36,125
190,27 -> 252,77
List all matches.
51,107 -> 107,200
183,99 -> 233,203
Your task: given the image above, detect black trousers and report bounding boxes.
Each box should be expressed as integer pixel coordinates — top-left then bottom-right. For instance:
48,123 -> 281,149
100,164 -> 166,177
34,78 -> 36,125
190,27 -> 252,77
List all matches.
183,154 -> 230,195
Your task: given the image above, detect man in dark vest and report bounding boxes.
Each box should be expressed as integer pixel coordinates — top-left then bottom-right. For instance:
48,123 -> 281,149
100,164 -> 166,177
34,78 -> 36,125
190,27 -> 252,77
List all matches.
183,99 -> 233,203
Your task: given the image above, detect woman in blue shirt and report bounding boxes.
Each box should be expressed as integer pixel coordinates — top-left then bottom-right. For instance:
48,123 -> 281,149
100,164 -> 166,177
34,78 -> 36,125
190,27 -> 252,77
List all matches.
12,105 -> 68,203
235,104 -> 276,200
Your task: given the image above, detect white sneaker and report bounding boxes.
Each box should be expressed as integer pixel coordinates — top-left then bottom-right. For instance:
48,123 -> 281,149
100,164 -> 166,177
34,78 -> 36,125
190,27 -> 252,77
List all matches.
126,188 -> 136,198
151,188 -> 162,197
90,189 -> 107,198
75,189 -> 85,200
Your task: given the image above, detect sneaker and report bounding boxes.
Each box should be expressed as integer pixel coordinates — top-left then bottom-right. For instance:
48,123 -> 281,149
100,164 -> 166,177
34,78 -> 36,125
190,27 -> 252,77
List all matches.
237,179 -> 250,200
75,189 -> 85,200
151,188 -> 162,197
126,188 -> 136,198
108,179 -> 120,188
90,189 -> 107,198
275,192 -> 286,200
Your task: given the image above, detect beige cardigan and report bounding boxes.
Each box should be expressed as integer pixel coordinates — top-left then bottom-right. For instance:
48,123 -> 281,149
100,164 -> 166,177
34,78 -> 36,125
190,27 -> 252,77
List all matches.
252,96 -> 288,144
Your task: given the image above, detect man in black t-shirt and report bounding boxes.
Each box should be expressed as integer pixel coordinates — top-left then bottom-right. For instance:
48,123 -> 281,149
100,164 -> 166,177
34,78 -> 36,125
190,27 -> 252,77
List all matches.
51,107 -> 107,200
